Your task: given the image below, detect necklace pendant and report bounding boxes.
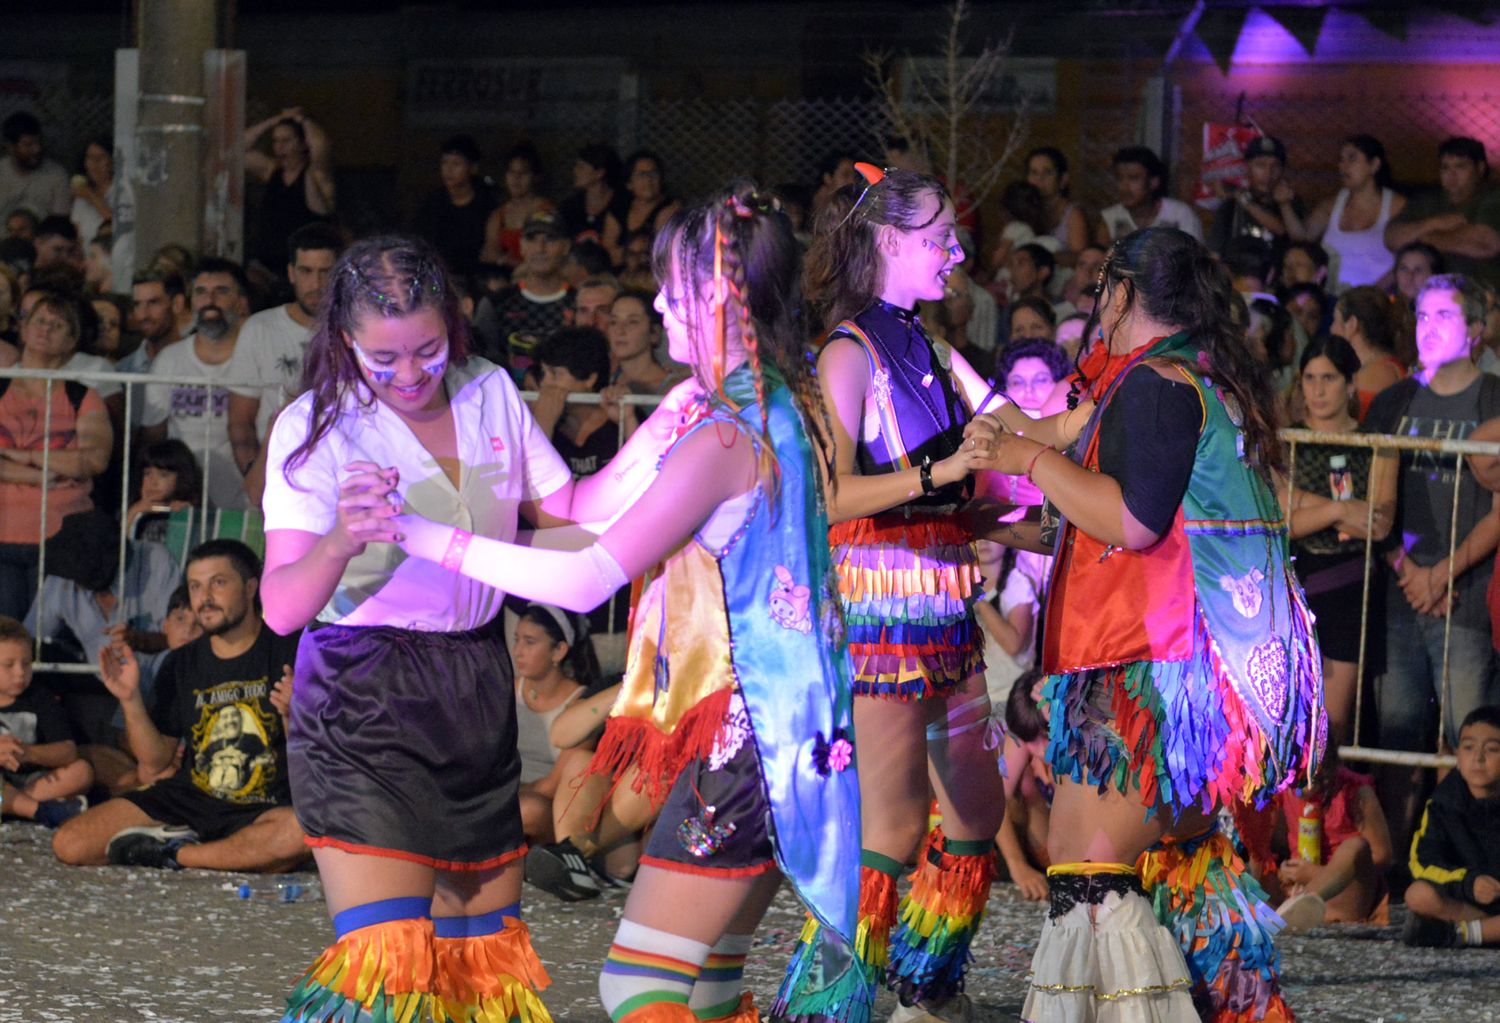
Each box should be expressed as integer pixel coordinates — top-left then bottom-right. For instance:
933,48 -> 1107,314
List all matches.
921,372 -> 935,388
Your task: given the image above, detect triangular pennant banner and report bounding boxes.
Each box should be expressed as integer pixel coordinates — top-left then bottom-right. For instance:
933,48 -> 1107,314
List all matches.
1359,5 -> 1410,42
1197,4 -> 1251,74
1260,4 -> 1329,56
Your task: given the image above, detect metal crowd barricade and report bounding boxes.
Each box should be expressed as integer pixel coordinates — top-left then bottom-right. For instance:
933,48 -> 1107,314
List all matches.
1280,426 -> 1500,771
1,362 -> 666,675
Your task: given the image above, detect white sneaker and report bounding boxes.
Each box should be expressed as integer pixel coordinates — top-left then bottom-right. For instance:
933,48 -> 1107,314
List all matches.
888,992 -> 974,1023
1276,891 -> 1327,933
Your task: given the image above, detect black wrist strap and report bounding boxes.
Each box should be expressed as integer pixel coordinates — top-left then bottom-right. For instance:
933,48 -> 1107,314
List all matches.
920,455 -> 937,495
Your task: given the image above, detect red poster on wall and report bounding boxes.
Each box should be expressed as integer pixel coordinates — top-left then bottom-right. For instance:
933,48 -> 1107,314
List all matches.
1196,122 -> 1260,210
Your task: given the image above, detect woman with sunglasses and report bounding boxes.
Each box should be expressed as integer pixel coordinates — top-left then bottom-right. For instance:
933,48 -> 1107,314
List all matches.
775,165 -> 1004,1023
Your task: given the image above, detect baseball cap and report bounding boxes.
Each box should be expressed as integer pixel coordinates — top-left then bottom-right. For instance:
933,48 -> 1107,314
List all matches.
522,211 -> 568,240
1243,135 -> 1287,164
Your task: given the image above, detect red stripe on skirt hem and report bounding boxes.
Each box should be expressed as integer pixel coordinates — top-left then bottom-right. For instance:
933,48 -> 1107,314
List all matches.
638,855 -> 778,879
305,836 -> 528,872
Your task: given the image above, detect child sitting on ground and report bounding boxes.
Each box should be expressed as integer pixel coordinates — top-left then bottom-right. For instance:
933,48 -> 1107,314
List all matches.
1403,705 -> 1500,947
1267,743 -> 1393,932
0,616 -> 93,827
997,669 -> 1054,901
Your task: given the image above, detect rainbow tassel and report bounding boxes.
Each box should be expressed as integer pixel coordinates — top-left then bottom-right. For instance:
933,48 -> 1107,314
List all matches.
432,919 -> 553,1023
280,918 -> 438,1023
773,866 -> 895,1023
1138,827 -> 1295,1022
885,828 -> 996,1005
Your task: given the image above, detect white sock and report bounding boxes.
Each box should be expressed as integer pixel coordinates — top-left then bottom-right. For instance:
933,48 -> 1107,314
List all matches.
1461,919 -> 1485,946
599,919 -> 710,1021
688,932 -> 754,1019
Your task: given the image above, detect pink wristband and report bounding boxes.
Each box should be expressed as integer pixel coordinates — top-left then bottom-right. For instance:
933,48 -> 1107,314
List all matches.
441,528 -> 472,573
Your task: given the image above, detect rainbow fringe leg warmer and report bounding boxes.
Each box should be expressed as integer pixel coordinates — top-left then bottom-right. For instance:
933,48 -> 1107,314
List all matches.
885,827 -> 996,1007
1137,824 -> 1295,1022
772,854 -> 900,1023
432,907 -> 553,1023
280,898 -> 440,1023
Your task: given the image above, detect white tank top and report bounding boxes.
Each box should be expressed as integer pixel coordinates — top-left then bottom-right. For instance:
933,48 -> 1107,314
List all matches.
1323,187 -> 1395,290
515,678 -> 583,783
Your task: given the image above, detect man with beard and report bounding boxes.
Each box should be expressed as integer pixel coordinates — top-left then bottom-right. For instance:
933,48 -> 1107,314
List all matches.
119,270 -> 187,374
139,258 -> 252,509
0,112 -> 70,222
51,540 -> 306,872
225,223 -> 343,505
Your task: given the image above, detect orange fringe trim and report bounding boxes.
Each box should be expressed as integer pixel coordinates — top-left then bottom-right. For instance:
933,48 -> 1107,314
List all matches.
585,687 -> 734,803
830,514 -> 974,549
433,919 -> 552,1023
615,1002 -> 701,1023
305,916 -> 437,999
859,864 -> 899,967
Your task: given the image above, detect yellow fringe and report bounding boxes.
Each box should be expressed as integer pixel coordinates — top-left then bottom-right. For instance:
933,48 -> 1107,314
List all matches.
1047,862 -> 1137,877
308,917 -> 438,1003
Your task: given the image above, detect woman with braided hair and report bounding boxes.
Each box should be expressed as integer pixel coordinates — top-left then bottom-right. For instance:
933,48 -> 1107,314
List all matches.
971,226 -> 1323,1021
390,186 -> 862,1023
774,164 -> 1006,1023
261,234 -> 703,1022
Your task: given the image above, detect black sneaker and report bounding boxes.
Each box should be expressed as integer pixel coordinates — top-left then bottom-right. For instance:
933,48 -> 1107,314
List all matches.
33,795 -> 87,828
1402,911 -> 1457,948
524,839 -> 602,901
106,824 -> 199,869
587,853 -> 635,891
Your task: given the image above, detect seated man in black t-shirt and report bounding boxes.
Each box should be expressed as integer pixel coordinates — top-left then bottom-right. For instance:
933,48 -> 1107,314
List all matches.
51,540 -> 307,872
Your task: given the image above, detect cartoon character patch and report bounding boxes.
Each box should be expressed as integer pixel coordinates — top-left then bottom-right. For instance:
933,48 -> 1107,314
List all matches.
769,565 -> 812,633
1219,568 -> 1265,619
709,693 -> 751,771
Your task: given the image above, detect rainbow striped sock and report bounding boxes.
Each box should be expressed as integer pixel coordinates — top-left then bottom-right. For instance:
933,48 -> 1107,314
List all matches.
599,919 -> 709,1021
688,932 -> 752,1019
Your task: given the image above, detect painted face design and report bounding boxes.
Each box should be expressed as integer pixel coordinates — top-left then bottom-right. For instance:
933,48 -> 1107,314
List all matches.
350,341 -> 397,384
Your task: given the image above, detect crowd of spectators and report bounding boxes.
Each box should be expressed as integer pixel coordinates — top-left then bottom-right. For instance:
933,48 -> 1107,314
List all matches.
0,102 -> 1497,945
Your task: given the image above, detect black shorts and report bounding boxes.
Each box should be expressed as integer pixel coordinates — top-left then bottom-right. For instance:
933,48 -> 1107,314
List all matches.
642,696 -> 776,878
1296,550 -> 1386,670
120,774 -> 282,842
289,620 -> 524,871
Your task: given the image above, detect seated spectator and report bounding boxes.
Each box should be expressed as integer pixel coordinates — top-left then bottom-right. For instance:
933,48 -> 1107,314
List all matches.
1060,242 -> 1106,317
0,294 -> 113,620
1097,145 -> 1203,243
513,603 -> 601,849
1008,296 -> 1057,344
601,289 -> 681,400
243,107 -> 335,281
1282,281 -> 1331,342
1246,294 -> 1297,388
527,678 -> 652,899
1394,241 -> 1445,305
89,293 -> 130,362
1005,242 -> 1056,312
1284,135 -> 1404,292
474,211 -> 572,381
150,242 -> 197,286
811,150 -> 858,219
33,215 -> 81,273
531,326 -> 616,478
1025,146 -> 1089,260
126,439 -> 202,542
995,670 -> 1052,902
119,269 -> 187,375
557,143 -> 627,246
1402,705 -> 1500,947
225,222 -> 342,503
617,228 -> 656,293
563,240 -> 612,289
70,138 -> 113,250
5,208 -> 38,241
977,536 -> 1050,705
0,616 -> 93,828
410,134 -> 496,278
1222,234 -> 1275,294
1280,240 -> 1330,289
603,150 -> 681,265
24,508 -> 180,746
52,540 -> 306,872
140,258 -> 252,510
1386,137 -> 1500,291
1333,285 -> 1411,418
1263,745 -> 1392,932
1208,135 -> 1299,255
572,274 -> 621,335
774,180 -> 813,242
988,180 -> 1054,277
0,111 -> 71,221
481,142 -> 555,269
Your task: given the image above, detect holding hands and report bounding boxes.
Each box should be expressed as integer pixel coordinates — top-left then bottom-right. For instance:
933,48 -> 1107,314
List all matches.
329,461 -> 404,559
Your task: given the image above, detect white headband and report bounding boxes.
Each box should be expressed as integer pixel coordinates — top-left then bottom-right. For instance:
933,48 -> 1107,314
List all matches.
534,603 -> 575,647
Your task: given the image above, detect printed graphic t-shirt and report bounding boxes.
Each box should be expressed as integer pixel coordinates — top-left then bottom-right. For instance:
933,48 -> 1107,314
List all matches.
148,624 -> 303,806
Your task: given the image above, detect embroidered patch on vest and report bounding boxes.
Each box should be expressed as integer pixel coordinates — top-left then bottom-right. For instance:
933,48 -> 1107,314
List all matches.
1219,568 -> 1265,619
